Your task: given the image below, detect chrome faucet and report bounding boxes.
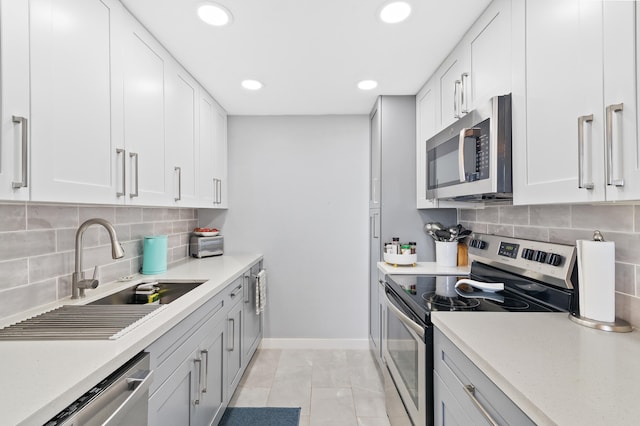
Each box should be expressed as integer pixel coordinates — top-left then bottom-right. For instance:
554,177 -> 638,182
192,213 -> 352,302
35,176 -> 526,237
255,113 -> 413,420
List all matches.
72,218 -> 125,299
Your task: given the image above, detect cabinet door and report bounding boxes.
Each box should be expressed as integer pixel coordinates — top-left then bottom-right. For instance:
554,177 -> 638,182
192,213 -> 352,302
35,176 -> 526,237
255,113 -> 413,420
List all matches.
369,100 -> 381,208
226,299 -> 243,394
0,0 -> 30,200
416,81 -> 439,209
605,0 -> 640,201
166,64 -> 199,206
434,372 -> 472,426
438,49 -> 470,128
212,102 -> 228,208
512,0 -> 605,205
243,271 -> 262,361
120,18 -> 170,205
198,92 -> 216,206
194,318 -> 227,426
148,348 -> 197,426
29,0 -> 119,203
467,0 -> 511,110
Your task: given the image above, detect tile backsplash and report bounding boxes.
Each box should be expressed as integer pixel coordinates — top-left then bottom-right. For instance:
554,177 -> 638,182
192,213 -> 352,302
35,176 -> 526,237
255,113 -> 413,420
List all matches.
0,202 -> 197,320
459,203 -> 640,328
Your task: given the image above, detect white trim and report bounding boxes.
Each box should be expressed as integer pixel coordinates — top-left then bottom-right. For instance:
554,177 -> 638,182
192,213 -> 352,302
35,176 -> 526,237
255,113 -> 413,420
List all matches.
259,338 -> 369,350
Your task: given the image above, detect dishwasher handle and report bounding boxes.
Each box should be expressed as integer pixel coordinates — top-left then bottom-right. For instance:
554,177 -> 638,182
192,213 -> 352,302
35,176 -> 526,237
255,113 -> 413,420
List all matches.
103,368 -> 154,426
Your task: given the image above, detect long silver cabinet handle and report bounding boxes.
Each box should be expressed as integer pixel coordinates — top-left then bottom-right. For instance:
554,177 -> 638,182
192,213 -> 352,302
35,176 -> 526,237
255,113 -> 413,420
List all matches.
129,152 -> 139,198
453,80 -> 461,119
193,358 -> 202,405
230,284 -> 243,298
460,72 -> 469,114
217,178 -> 222,204
244,274 -> 251,303
227,318 -> 235,351
201,349 -> 209,393
577,115 -> 594,189
605,103 -> 624,187
11,116 -> 28,189
463,384 -> 499,426
174,166 -> 182,201
116,148 -> 126,197
212,178 -> 217,204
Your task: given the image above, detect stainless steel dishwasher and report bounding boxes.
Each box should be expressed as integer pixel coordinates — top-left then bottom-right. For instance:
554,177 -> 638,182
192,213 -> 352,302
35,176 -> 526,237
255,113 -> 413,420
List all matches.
44,352 -> 153,426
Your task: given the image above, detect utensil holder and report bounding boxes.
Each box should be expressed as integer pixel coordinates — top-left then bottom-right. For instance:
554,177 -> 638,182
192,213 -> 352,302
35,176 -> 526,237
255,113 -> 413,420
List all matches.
435,241 -> 458,267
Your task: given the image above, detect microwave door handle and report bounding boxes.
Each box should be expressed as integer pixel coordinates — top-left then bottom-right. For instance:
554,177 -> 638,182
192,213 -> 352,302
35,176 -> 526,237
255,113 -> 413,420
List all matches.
458,128 -> 481,182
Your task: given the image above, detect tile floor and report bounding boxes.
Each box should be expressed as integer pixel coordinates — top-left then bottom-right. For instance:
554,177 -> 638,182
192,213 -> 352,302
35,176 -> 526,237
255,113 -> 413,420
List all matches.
228,348 -> 391,426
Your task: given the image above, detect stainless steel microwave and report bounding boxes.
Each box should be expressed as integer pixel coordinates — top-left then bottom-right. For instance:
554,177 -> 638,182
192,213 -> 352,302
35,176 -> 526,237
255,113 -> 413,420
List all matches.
425,94 -> 512,202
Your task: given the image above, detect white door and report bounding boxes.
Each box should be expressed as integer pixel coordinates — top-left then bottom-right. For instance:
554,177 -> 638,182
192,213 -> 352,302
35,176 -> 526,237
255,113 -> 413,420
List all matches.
121,21 -> 170,206
604,1 -> 639,201
166,65 -> 198,206
212,103 -> 228,208
438,50 -> 470,128
513,0 -> 605,205
198,93 -> 216,206
30,0 -> 118,203
416,81 -> 438,208
0,0 -> 30,200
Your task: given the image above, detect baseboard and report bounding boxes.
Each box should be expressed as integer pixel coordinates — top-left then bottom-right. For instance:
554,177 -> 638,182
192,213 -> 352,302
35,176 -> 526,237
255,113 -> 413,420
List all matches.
259,338 -> 369,350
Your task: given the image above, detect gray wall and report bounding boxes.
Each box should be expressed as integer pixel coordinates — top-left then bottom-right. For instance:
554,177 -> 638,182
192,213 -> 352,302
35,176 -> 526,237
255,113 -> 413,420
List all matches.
459,203 -> 640,327
0,203 -> 197,320
203,115 -> 370,340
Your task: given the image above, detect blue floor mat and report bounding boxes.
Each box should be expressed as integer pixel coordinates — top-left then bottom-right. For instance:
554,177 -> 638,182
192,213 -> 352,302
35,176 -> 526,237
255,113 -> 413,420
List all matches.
219,407 -> 301,426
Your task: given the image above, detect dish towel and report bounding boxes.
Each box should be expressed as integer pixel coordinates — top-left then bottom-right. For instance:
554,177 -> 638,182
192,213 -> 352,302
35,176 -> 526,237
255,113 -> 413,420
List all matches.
256,269 -> 267,315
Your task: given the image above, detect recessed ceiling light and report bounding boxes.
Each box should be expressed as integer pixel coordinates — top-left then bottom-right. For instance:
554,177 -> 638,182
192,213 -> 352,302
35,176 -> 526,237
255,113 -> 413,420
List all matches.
241,80 -> 263,90
379,1 -> 412,24
357,80 -> 378,90
197,3 -> 232,26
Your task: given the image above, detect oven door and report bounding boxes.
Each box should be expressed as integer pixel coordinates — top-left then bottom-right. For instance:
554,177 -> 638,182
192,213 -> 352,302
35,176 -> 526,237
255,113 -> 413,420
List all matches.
383,287 -> 429,426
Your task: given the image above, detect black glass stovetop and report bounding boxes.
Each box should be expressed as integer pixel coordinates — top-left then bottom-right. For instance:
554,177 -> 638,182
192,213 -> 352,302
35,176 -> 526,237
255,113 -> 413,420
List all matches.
386,269 -> 573,325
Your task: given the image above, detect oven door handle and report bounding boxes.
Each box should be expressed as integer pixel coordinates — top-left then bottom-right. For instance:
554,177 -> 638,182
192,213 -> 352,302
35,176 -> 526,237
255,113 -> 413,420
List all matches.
384,293 -> 425,340
458,127 -> 481,183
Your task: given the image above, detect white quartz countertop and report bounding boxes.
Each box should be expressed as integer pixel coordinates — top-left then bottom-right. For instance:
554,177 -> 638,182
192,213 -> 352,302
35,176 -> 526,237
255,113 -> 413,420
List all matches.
432,312 -> 640,426
0,253 -> 262,426
377,261 -> 470,276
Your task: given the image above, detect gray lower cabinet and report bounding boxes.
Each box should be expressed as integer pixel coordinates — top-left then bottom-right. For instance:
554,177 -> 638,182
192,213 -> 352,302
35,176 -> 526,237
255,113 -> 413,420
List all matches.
242,262 -> 263,362
226,281 -> 244,392
434,328 -> 534,426
146,261 -> 263,426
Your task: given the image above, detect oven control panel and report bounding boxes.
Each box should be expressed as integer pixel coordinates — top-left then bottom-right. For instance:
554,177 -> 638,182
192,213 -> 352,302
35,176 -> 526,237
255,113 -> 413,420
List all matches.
467,233 -> 577,289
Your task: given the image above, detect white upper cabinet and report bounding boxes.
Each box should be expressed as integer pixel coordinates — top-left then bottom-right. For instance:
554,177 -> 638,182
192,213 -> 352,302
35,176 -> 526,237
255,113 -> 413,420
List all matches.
436,50 -> 470,129
29,0 -> 119,203
416,79 -> 438,208
512,0 -> 639,205
212,102 -> 228,208
166,64 -> 199,206
118,17 -> 170,206
0,0 -> 30,200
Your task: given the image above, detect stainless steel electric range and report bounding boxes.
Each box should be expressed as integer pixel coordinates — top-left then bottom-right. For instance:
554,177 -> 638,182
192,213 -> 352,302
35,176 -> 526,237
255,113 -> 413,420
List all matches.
382,233 -> 578,426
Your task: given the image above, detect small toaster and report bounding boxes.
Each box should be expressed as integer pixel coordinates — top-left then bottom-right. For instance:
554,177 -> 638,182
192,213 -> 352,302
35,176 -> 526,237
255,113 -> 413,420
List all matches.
189,235 -> 224,258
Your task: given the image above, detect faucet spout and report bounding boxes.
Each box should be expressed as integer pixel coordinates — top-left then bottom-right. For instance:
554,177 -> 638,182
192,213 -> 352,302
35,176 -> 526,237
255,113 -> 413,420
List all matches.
72,218 -> 125,299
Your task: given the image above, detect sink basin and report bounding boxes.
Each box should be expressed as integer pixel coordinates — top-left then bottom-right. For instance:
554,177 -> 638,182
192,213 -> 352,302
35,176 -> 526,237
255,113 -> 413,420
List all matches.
89,281 -> 206,306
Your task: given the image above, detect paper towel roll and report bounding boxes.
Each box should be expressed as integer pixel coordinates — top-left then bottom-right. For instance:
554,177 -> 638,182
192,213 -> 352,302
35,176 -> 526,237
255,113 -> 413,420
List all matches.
576,239 -> 615,323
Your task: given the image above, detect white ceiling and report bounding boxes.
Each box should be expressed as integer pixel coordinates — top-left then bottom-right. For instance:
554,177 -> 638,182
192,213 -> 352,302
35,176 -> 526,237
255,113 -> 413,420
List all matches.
120,0 -> 492,115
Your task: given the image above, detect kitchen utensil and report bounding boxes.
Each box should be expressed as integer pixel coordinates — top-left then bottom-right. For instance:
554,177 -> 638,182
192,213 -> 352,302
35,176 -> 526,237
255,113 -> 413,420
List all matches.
435,229 -> 451,241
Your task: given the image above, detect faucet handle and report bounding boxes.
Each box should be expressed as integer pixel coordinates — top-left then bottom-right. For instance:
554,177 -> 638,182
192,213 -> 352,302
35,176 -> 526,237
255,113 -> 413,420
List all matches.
92,265 -> 99,280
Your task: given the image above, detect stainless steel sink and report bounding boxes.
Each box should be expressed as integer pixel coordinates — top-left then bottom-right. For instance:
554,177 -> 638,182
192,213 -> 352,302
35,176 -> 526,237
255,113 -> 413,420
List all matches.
0,281 -> 206,340
88,281 -> 205,306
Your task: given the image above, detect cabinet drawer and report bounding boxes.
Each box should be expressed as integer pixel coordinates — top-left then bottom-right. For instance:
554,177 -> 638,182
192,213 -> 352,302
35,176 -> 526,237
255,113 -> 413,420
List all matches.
147,290 -> 226,394
434,329 -> 534,426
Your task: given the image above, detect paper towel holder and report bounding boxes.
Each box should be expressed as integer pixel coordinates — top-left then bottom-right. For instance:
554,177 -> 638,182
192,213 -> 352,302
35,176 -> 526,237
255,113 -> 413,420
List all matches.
568,313 -> 632,333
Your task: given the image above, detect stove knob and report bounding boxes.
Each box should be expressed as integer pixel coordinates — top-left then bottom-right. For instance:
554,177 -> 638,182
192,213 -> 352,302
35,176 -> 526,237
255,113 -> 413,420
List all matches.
533,250 -> 547,263
545,253 -> 563,266
477,240 -> 487,250
522,248 -> 534,260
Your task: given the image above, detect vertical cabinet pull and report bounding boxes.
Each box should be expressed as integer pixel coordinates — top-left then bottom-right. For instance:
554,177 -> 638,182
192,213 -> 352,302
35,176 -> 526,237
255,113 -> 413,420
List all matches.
244,275 -> 251,304
460,72 -> 469,114
116,148 -> 126,197
605,103 -> 624,187
11,116 -> 28,189
453,80 -> 461,119
217,178 -> 222,204
212,178 -> 217,204
577,115 -> 594,189
129,152 -> 139,198
174,166 -> 182,201
463,384 -> 499,426
200,350 -> 209,393
227,318 -> 235,351
193,358 -> 202,405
